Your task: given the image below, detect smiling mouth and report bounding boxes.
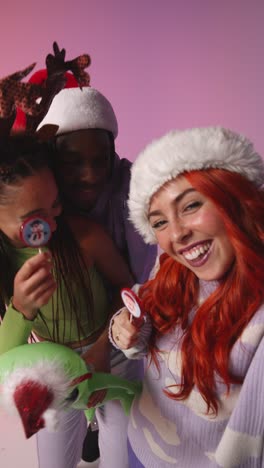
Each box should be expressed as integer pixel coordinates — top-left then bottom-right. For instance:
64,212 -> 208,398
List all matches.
180,241 -> 212,267
70,184 -> 101,194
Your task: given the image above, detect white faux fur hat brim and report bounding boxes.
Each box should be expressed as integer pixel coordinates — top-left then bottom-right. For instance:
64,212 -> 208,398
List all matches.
128,127 -> 264,244
38,87 -> 118,138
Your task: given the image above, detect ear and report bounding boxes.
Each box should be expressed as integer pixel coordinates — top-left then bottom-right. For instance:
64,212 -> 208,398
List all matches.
36,124 -> 59,141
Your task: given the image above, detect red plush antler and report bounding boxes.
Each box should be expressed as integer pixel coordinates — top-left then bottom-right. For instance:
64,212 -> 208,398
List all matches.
0,41 -> 91,136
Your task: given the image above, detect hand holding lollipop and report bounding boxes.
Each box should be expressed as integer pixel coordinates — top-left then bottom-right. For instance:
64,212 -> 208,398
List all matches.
12,217 -> 55,320
20,216 -> 52,252
121,288 -> 145,327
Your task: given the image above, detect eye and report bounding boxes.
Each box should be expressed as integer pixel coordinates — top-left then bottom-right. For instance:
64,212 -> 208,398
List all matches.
151,219 -> 167,230
59,150 -> 80,164
65,387 -> 79,403
183,201 -> 202,213
91,154 -> 110,169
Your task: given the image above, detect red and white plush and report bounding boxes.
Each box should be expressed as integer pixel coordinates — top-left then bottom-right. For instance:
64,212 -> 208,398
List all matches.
13,70 -> 79,131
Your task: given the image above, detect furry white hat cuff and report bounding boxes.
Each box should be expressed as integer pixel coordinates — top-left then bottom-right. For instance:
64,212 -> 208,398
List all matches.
38,87 -> 118,138
128,127 -> 264,244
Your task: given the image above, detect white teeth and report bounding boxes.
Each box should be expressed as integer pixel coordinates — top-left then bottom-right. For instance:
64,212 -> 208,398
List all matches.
183,243 -> 210,260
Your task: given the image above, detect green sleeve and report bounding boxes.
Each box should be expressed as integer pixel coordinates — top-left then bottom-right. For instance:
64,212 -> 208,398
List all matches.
0,303 -> 34,355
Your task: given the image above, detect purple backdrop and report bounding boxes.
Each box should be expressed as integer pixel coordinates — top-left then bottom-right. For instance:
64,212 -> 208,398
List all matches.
1,0 -> 263,160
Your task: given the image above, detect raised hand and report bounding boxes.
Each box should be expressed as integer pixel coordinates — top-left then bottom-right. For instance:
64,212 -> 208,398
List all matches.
12,251 -> 56,320
111,308 -> 141,349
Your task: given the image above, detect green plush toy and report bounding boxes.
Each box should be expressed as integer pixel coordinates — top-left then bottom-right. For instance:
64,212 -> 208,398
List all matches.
0,341 -> 142,438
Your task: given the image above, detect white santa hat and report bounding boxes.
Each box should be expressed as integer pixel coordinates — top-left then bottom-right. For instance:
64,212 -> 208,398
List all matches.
38,87 -> 118,138
128,126 -> 264,244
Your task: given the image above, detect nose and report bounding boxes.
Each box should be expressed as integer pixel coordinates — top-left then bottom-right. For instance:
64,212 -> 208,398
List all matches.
79,167 -> 103,184
169,218 -> 192,243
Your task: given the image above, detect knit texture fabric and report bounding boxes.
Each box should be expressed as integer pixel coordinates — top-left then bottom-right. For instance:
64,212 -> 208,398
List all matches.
128,127 -> 264,243
123,280 -> 264,467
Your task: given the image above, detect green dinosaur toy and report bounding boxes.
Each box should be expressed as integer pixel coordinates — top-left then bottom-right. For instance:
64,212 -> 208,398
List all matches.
0,341 -> 142,438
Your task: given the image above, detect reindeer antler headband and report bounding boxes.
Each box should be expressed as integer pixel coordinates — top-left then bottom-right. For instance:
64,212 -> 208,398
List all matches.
0,42 -> 91,137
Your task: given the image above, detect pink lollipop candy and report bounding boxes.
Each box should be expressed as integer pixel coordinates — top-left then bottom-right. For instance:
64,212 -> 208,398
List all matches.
121,288 -> 145,325
20,216 -> 52,251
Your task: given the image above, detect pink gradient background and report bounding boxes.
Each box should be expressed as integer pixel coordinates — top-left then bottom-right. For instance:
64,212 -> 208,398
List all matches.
1,0 -> 263,161
0,3 -> 263,466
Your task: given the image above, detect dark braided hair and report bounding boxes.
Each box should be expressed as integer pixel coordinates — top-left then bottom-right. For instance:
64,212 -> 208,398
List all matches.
0,135 -> 95,344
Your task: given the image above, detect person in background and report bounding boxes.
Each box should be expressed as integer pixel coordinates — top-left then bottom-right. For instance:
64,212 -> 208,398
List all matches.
110,127 -> 264,467
39,84 -> 157,283
0,135 -> 134,468
38,83 -> 157,465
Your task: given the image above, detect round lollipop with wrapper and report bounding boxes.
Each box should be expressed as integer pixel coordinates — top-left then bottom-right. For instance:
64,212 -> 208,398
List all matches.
121,288 -> 145,325
20,216 -> 51,252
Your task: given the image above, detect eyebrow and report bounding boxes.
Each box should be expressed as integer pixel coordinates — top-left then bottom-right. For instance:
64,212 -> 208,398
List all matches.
20,193 -> 60,220
148,188 -> 196,219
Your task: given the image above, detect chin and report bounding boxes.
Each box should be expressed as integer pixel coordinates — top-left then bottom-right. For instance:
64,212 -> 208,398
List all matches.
68,192 -> 97,206
194,269 -> 227,282
196,274 -> 220,282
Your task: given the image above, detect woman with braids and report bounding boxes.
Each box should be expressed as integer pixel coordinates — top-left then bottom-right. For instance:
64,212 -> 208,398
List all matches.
0,134 -> 133,468
110,127 -> 264,467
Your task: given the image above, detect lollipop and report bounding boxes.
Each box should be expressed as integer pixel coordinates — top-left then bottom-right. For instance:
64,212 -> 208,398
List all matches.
121,288 -> 145,325
20,216 -> 51,252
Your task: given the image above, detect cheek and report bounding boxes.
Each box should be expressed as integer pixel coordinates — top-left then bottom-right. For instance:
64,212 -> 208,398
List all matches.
189,209 -> 225,235
90,166 -> 108,178
154,230 -> 170,251
0,223 -> 21,245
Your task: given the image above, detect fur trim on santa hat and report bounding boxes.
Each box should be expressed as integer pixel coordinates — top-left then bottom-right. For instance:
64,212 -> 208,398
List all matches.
128,127 -> 264,244
38,87 -> 118,138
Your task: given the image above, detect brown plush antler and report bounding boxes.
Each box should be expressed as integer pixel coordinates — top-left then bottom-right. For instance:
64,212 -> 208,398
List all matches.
25,42 -> 91,133
0,63 -> 37,137
46,42 -> 90,88
0,42 -> 91,136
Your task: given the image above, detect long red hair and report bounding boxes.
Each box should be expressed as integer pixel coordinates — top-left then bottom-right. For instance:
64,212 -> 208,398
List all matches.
139,168 -> 264,413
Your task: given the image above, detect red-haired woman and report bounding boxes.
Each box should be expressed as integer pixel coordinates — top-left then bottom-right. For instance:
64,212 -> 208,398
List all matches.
110,127 -> 264,468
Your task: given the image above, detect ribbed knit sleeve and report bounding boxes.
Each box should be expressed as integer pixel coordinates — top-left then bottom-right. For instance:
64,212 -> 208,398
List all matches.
108,308 -> 152,359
